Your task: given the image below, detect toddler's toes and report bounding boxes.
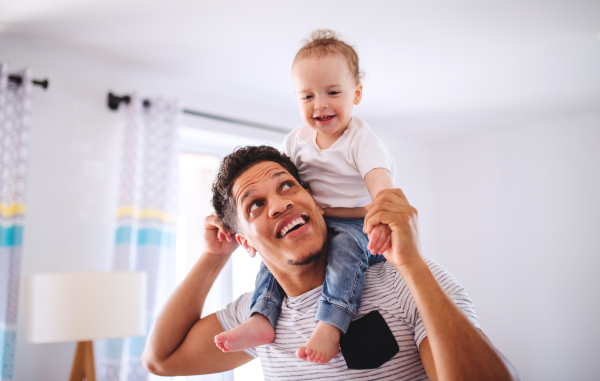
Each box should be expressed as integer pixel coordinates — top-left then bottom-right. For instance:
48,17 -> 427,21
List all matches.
296,346 -> 309,361
313,352 -> 322,363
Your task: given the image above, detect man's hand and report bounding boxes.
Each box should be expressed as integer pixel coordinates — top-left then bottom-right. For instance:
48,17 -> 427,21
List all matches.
205,213 -> 239,257
363,189 -> 421,270
364,189 -> 519,380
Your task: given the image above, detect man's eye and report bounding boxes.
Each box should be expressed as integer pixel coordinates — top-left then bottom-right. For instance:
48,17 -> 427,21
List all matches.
282,182 -> 293,191
249,201 -> 263,213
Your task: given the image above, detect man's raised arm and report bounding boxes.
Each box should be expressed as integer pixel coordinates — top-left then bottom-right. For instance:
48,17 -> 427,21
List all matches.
364,189 -> 520,381
142,214 -> 252,376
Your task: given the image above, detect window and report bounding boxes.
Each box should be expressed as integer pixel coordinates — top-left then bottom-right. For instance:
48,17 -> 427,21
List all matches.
173,125 -> 281,381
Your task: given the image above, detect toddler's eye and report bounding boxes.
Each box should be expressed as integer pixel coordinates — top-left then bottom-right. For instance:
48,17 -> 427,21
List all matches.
302,95 -> 313,100
329,91 -> 340,95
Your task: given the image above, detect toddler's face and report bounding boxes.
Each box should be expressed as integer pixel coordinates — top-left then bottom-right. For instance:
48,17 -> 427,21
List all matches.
292,55 -> 362,139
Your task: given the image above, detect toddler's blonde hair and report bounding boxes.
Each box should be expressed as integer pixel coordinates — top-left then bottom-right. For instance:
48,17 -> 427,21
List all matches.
293,29 -> 364,84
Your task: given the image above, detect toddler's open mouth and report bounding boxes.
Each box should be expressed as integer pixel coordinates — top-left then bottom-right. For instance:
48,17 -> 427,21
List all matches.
314,115 -> 335,122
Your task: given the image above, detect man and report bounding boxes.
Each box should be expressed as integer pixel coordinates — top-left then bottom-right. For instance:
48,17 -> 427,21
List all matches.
142,146 -> 519,380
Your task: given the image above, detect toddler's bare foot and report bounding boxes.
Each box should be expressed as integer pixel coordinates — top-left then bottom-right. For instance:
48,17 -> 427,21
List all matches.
214,314 -> 275,352
296,321 -> 340,364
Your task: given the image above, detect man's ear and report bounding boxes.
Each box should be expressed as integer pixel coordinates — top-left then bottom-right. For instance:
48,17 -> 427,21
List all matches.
354,83 -> 363,105
235,233 -> 258,258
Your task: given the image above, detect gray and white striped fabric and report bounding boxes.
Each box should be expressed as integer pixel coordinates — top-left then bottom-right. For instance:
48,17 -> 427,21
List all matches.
217,259 -> 480,381
0,63 -> 32,381
97,94 -> 179,381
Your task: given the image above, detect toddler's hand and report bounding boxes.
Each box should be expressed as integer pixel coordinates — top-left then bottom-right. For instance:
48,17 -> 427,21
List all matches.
367,224 -> 392,255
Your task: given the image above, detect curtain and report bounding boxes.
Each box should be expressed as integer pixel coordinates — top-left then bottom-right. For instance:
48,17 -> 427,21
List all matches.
0,64 -> 32,381
97,94 -> 179,381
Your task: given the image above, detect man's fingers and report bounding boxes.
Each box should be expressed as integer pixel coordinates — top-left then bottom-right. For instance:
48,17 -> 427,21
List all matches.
206,214 -> 233,241
364,208 -> 414,235
382,188 -> 409,203
391,188 -> 409,203
363,199 -> 403,233
372,188 -> 409,204
217,231 -> 232,243
364,188 -> 417,234
367,191 -> 407,213
205,214 -> 223,231
364,200 -> 415,233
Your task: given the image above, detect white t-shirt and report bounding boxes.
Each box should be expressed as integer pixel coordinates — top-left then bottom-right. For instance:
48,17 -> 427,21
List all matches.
217,260 -> 480,381
283,116 -> 396,208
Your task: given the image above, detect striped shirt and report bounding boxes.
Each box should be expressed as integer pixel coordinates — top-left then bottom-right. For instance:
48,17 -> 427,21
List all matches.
217,259 -> 480,380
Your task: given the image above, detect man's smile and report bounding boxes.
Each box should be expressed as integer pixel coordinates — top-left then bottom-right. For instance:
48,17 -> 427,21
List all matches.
276,213 -> 309,238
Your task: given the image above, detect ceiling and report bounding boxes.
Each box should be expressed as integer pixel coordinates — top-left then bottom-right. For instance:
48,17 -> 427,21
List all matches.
1,0 -> 599,139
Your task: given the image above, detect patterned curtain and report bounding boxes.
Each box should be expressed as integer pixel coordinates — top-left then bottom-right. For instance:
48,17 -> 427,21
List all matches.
97,94 -> 179,381
0,64 -> 32,381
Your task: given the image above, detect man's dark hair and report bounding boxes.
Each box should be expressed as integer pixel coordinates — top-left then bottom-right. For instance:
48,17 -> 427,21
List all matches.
211,145 -> 304,233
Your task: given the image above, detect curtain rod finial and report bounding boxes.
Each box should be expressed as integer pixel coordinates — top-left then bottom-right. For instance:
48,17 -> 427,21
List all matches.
33,79 -> 49,90
108,92 -> 131,111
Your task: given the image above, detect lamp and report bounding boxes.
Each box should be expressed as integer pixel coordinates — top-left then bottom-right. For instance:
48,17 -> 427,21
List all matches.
25,272 -> 147,381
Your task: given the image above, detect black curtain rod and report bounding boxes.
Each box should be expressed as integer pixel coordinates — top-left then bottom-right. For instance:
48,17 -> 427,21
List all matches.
107,92 -> 288,134
8,75 -> 49,90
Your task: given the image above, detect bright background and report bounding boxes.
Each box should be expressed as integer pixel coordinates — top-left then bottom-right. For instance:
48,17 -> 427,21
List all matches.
1,1 -> 599,380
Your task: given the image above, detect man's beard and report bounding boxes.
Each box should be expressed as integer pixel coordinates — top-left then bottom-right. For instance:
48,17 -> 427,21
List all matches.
286,238 -> 328,266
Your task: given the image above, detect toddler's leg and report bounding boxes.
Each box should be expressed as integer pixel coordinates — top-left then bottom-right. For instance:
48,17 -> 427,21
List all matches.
297,218 -> 385,364
215,263 -> 284,352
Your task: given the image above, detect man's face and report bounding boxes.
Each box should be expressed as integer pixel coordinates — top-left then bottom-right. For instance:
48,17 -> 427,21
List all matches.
232,161 -> 328,271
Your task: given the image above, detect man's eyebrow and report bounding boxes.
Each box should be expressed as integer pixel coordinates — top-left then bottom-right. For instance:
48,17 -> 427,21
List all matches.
272,171 -> 288,179
239,171 -> 289,206
239,188 -> 256,207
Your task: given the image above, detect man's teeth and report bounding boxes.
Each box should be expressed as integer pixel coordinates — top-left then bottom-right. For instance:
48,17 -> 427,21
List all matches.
280,217 -> 306,237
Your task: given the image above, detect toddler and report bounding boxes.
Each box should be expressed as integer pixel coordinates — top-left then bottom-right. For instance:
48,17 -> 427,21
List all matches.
215,30 -> 396,365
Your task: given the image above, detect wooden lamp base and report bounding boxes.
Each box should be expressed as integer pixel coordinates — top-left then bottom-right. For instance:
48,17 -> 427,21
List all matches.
69,341 -> 96,381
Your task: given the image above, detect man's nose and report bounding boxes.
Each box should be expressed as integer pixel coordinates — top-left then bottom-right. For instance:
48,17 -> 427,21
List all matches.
269,195 -> 293,218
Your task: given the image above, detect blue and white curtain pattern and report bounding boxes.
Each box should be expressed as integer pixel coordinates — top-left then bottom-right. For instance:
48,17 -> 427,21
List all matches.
97,95 -> 179,381
0,64 -> 32,381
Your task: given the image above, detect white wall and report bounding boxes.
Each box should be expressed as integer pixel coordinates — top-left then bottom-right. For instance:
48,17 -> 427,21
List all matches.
431,113 -> 600,380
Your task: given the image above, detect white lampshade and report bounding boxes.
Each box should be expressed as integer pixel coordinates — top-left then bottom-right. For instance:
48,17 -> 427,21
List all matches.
26,272 -> 147,344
